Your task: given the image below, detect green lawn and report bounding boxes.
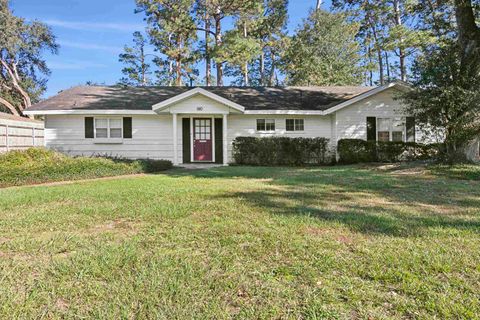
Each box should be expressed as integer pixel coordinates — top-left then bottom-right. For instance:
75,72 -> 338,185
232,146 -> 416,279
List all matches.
0,165 -> 479,318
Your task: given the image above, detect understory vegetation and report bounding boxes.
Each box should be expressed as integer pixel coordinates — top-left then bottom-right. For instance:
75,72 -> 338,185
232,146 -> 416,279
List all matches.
0,165 -> 478,318
0,148 -> 172,187
337,138 -> 443,164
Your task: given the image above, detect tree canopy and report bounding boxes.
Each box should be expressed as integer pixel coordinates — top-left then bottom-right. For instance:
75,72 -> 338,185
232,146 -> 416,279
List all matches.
0,0 -> 58,116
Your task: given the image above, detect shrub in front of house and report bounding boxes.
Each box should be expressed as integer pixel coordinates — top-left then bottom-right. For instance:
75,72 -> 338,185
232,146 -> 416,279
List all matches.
337,139 -> 443,164
0,148 -> 172,187
232,137 -> 332,166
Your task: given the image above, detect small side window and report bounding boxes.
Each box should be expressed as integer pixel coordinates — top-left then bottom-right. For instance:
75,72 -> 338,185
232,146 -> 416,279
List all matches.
286,119 -> 304,131
256,119 -> 275,132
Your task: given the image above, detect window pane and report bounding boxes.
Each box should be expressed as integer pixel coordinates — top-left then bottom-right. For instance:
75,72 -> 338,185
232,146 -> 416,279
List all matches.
286,119 -> 294,131
377,118 -> 390,132
295,119 -> 304,131
392,131 -> 403,142
110,119 -> 122,128
265,119 -> 275,131
110,128 -> 122,138
95,119 -> 108,128
378,131 -> 390,142
392,118 -> 404,130
256,119 -> 265,131
96,128 -> 108,138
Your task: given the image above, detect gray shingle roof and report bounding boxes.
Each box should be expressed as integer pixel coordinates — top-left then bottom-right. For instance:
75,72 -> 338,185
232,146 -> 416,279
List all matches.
26,85 -> 375,112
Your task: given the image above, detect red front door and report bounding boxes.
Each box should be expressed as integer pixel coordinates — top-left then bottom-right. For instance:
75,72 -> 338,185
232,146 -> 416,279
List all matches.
193,118 -> 212,161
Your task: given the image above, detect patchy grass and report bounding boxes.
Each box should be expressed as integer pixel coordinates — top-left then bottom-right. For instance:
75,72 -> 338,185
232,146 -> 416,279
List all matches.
0,165 -> 479,318
429,164 -> 480,180
0,148 -> 172,187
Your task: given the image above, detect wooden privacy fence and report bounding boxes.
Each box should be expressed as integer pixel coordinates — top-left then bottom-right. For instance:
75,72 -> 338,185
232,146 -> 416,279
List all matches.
0,120 -> 44,153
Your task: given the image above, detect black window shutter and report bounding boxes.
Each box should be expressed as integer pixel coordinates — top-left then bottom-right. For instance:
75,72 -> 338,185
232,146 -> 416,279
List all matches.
366,117 -> 376,141
215,118 -> 223,164
182,118 -> 191,163
85,117 -> 94,138
123,117 -> 132,138
406,117 -> 415,142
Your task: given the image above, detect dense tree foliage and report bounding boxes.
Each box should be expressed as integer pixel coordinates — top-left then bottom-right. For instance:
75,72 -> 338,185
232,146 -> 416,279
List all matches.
281,9 -> 363,86
401,0 -> 480,162
0,0 -> 57,116
118,32 -> 152,86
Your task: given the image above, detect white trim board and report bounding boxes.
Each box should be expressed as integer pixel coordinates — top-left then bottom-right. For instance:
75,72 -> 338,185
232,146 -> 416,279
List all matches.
24,109 -> 156,115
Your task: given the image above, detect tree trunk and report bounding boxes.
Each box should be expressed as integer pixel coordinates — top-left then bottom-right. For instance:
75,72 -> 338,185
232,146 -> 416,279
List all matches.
268,52 -> 276,86
168,60 -> 174,86
1,60 -> 31,111
393,0 -> 407,81
243,21 -> 249,86
141,46 -> 146,86
260,52 -> 265,86
0,96 -> 20,116
205,15 -> 211,86
367,46 -> 373,86
316,0 -> 322,10
367,14 -> 384,85
454,0 -> 480,74
385,51 -> 391,80
377,48 -> 384,85
214,15 -> 223,86
175,59 -> 182,86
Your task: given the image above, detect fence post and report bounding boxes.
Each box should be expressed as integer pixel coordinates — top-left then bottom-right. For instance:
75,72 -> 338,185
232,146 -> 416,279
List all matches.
32,127 -> 36,146
5,124 -> 9,152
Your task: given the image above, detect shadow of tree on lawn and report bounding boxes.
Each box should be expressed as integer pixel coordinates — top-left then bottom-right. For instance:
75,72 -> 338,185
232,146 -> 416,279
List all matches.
166,166 -> 480,237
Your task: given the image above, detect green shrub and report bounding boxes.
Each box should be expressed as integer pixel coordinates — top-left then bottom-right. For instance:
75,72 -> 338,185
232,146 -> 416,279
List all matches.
337,139 -> 443,164
232,137 -> 332,166
0,148 -> 172,187
136,159 -> 173,173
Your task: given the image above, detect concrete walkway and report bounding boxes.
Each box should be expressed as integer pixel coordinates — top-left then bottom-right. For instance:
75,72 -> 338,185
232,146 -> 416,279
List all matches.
177,163 -> 226,170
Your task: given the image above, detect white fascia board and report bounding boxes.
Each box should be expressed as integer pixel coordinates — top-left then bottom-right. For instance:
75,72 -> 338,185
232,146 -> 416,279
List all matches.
244,110 -> 326,115
23,109 -> 157,115
322,82 -> 409,115
152,87 -> 245,112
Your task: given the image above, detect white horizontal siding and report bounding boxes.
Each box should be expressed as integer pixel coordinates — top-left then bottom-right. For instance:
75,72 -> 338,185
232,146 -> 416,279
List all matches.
226,114 -> 332,161
333,87 -> 438,144
45,115 -> 176,161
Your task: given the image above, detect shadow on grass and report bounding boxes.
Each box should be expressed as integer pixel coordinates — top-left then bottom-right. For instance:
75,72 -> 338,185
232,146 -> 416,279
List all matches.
166,165 -> 480,237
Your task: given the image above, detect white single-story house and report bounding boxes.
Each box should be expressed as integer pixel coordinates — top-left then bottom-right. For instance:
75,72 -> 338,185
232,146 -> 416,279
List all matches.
23,81 -> 477,164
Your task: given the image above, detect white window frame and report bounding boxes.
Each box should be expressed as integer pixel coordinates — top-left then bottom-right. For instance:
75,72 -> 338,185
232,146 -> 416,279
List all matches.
286,118 -> 305,132
256,119 -> 275,132
94,117 -> 123,143
376,117 -> 405,142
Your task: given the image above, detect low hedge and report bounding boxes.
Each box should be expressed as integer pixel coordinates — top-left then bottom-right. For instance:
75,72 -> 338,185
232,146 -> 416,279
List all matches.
0,148 -> 172,187
232,136 -> 332,166
337,139 -> 443,164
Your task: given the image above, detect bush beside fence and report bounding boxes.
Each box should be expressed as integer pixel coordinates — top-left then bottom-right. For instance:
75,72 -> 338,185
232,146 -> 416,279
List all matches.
232,137 -> 332,166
